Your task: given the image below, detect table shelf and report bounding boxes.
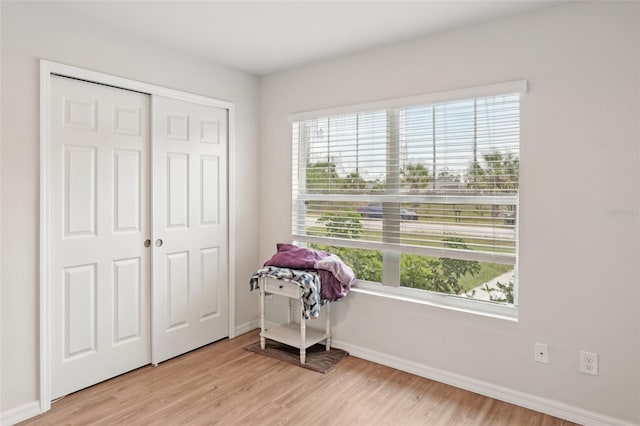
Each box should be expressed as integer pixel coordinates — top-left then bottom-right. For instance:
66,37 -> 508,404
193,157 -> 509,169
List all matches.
262,322 -> 329,349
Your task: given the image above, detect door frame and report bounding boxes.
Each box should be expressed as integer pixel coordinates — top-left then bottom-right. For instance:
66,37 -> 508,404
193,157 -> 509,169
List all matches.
39,59 -> 237,413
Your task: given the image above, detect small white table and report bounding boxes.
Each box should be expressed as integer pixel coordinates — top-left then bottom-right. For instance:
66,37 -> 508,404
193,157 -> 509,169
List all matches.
259,275 -> 331,364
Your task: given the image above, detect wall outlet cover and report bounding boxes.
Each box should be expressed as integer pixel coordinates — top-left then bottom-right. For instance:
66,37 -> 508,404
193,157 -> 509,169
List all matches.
580,351 -> 598,376
535,343 -> 549,364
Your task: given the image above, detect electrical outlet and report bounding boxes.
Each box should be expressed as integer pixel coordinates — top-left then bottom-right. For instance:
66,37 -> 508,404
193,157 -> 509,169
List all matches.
580,351 -> 598,376
534,343 -> 549,363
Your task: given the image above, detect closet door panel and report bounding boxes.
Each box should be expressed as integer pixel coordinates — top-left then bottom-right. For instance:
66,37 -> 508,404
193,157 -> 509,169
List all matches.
113,149 -> 142,233
152,96 -> 229,364
166,153 -> 190,229
50,76 -> 151,399
113,257 -> 143,344
200,246 -> 220,319
64,145 -> 97,237
200,155 -> 220,225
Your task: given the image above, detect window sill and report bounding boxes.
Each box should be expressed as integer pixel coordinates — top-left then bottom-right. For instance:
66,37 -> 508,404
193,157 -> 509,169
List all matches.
350,281 -> 518,322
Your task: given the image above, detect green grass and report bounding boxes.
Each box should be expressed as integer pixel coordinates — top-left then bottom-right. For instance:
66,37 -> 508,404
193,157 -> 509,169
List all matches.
397,255 -> 513,295
458,263 -> 514,293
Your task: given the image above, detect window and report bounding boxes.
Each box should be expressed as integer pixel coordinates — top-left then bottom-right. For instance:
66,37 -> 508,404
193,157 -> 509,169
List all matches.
291,81 -> 525,316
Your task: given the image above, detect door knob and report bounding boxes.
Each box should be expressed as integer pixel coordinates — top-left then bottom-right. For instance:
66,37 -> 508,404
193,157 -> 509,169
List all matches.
144,239 -> 151,248
155,239 -> 163,247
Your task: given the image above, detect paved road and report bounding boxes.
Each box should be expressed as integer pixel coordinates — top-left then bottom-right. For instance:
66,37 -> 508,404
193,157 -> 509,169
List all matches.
305,215 -> 515,240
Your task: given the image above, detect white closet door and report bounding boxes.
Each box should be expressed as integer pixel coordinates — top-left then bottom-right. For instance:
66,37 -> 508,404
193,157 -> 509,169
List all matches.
50,76 -> 151,399
151,96 -> 229,364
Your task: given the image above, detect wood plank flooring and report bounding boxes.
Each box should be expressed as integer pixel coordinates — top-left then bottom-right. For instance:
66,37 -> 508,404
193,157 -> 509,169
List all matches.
22,330 -> 576,425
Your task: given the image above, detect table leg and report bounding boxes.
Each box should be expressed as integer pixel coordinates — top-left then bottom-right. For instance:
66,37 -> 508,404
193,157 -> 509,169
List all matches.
300,315 -> 306,364
260,278 -> 266,350
325,302 -> 331,351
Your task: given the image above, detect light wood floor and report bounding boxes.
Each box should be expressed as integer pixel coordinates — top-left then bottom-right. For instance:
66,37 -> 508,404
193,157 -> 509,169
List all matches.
23,330 -> 576,426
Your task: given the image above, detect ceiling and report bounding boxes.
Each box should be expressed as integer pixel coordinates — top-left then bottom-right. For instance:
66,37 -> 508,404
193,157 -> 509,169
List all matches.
50,1 -> 563,76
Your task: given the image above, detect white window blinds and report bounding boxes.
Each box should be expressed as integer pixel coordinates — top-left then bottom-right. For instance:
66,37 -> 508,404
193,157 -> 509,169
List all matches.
292,86 -> 522,266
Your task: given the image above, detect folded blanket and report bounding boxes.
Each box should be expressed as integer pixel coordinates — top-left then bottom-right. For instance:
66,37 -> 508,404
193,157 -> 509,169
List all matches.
263,243 -> 355,301
263,243 -> 327,269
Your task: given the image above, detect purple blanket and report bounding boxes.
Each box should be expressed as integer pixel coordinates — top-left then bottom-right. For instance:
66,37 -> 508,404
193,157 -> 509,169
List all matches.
263,243 -> 355,301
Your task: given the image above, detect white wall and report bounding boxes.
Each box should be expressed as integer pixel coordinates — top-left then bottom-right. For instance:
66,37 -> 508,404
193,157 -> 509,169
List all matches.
0,2 -> 259,414
259,2 -> 639,424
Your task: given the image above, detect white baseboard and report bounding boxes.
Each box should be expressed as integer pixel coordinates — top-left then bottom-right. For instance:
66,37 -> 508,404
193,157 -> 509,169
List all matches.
1,401 -> 42,426
234,320 -> 259,337
332,339 -> 635,426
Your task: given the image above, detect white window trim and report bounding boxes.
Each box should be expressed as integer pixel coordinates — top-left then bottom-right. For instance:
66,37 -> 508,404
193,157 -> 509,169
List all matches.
289,80 -> 527,122
291,80 -> 526,320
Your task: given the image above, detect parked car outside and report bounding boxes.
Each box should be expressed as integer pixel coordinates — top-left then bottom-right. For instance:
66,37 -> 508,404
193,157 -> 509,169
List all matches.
358,203 -> 418,220
504,211 -> 516,225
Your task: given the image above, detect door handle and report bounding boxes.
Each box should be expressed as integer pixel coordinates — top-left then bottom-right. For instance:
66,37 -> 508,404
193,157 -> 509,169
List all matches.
144,239 -> 151,248
155,239 -> 163,247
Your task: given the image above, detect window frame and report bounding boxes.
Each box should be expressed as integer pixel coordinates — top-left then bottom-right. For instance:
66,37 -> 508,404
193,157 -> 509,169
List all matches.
290,80 -> 526,319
